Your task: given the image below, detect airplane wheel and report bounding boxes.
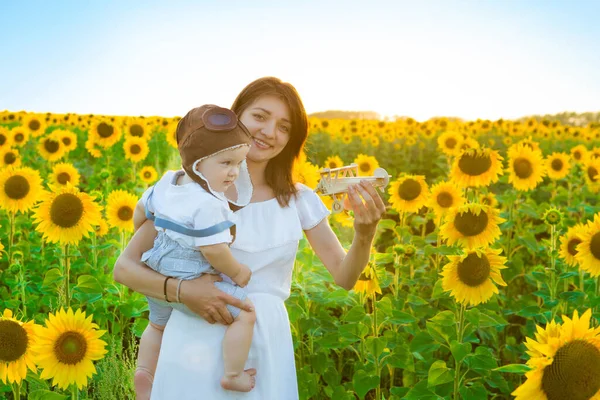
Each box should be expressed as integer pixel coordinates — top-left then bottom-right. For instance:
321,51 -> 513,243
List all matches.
332,199 -> 343,213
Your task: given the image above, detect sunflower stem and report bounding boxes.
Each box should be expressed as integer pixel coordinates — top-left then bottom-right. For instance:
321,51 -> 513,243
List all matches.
12,382 -> 20,399
64,244 -> 70,308
8,211 -> 15,267
372,293 -> 381,400
71,384 -> 79,400
580,269 -> 585,293
453,302 -> 467,400
19,260 -> 27,316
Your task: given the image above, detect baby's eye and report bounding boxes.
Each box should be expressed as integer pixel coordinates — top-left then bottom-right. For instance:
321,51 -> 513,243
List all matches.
221,161 -> 231,165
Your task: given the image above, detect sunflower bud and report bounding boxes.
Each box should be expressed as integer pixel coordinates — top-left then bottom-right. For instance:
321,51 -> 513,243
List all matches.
543,207 -> 563,226
393,244 -> 404,256
99,170 -> 110,180
404,244 -> 417,258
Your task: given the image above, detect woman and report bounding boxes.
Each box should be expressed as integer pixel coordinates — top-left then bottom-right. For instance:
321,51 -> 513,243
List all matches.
113,77 -> 385,399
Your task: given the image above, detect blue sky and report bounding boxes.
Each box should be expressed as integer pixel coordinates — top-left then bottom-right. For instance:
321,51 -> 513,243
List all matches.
1,0 -> 599,121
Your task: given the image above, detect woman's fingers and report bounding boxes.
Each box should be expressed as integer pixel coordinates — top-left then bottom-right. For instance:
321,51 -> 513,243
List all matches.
360,181 -> 386,214
215,305 -> 233,325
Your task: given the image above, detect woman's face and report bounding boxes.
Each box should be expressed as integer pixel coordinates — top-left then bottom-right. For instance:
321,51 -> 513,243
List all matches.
239,95 -> 292,164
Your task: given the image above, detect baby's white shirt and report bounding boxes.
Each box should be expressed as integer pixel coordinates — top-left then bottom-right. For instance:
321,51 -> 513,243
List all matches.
141,170 -> 236,248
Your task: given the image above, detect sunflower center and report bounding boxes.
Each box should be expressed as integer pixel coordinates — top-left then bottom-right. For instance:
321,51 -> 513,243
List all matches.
50,193 -> 84,228
130,124 -> 144,137
14,133 -> 24,143
0,134 -> 6,146
4,152 -> 16,165
0,320 -> 28,362
118,206 -> 133,221
97,122 -> 114,138
574,150 -> 582,160
445,138 -> 457,149
588,167 -> 598,182
457,253 -> 490,287
328,162 -> 338,168
568,238 -> 582,256
541,340 -> 600,400
458,152 -> 492,176
359,162 -> 371,173
591,232 -> 600,260
513,157 -> 533,179
44,139 -> 60,154
54,331 -> 87,365
144,171 -> 151,179
28,120 -> 41,131
62,137 -> 72,146
398,179 -> 422,201
130,144 -> 141,155
436,191 -> 453,208
57,172 -> 71,184
4,175 -> 30,200
454,210 -> 489,237
551,159 -> 564,171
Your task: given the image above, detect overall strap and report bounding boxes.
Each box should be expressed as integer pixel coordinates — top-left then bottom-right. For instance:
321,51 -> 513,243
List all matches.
144,185 -> 234,238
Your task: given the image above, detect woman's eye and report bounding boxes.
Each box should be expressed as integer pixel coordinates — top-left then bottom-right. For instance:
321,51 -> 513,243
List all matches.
253,113 -> 265,121
279,125 -> 290,133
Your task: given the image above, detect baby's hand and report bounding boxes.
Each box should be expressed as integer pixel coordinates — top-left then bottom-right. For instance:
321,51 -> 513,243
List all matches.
232,264 -> 252,287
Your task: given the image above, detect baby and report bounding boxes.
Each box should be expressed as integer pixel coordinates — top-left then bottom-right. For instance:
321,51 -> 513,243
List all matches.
133,105 -> 256,399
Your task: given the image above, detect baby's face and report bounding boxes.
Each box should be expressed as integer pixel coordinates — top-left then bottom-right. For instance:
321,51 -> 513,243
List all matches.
196,146 -> 249,193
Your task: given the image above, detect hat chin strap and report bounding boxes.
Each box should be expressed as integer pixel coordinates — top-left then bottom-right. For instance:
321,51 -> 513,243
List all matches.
188,159 -> 253,207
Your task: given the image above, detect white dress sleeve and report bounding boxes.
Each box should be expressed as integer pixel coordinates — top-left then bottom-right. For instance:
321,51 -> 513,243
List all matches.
190,197 -> 237,247
295,183 -> 330,230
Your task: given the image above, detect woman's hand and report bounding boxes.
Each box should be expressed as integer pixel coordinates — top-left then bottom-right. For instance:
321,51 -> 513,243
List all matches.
180,274 -> 254,325
346,180 -> 386,238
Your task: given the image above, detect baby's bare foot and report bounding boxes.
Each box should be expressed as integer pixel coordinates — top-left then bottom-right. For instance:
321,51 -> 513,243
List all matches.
220,369 -> 257,392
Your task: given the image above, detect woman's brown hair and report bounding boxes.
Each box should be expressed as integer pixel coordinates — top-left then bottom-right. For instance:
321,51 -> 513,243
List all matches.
231,77 -> 309,207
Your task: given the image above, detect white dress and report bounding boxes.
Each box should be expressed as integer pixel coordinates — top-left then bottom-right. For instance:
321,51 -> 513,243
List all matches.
150,183 -> 330,400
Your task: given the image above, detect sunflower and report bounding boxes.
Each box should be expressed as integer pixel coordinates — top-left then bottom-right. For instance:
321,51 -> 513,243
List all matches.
293,160 -> 320,189
441,247 -> 507,306
353,154 -> 379,176
84,136 -> 103,158
23,114 -> 47,137
0,309 -> 39,385
165,123 -> 178,149
38,135 -> 66,162
0,147 -> 21,169
353,264 -> 382,296
324,155 -> 344,170
0,167 -> 44,214
571,144 -> 588,164
559,223 -> 587,267
94,218 -> 109,238
440,203 -> 505,249
517,136 -> 541,152
507,144 -> 546,191
88,119 -> 121,149
478,192 -> 498,208
33,308 -> 107,390
49,162 -> 81,188
33,185 -> 102,245
545,152 -> 571,180
458,137 -> 480,152
583,158 -> 600,188
54,129 -> 78,153
427,181 -> 464,219
123,136 -> 149,163
124,118 -> 151,140
388,175 -> 430,213
437,131 -> 463,156
8,127 -> 29,148
0,127 -> 13,149
139,166 -> 158,184
106,190 -> 138,232
575,214 -> 600,277
512,309 -> 600,400
450,148 -> 504,188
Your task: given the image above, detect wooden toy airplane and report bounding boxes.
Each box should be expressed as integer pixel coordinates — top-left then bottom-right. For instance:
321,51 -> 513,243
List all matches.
315,163 -> 391,213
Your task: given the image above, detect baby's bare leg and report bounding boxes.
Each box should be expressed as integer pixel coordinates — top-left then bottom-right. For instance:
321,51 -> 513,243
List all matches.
220,299 -> 257,392
135,322 -> 165,400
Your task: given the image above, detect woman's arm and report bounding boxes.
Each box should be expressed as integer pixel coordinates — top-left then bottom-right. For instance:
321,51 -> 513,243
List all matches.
304,180 -> 385,290
113,220 -> 252,324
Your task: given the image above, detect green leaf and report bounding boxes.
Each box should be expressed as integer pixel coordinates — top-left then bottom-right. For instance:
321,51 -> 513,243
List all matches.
450,340 -> 471,364
406,294 -> 428,306
28,390 -> 68,400
74,274 -> 103,294
42,268 -> 62,287
403,379 -> 442,400
517,305 -> 542,318
343,305 -> 368,323
518,232 -> 539,253
352,369 -> 380,400
427,360 -> 454,387
365,336 -> 388,360
410,331 -> 440,355
493,364 -> 533,374
378,218 -> 397,231
429,310 -> 456,326
389,310 -> 417,325
559,291 -> 586,303
459,382 -> 488,400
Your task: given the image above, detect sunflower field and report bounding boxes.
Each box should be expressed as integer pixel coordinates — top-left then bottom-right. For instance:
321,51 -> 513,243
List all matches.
0,110 -> 600,400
